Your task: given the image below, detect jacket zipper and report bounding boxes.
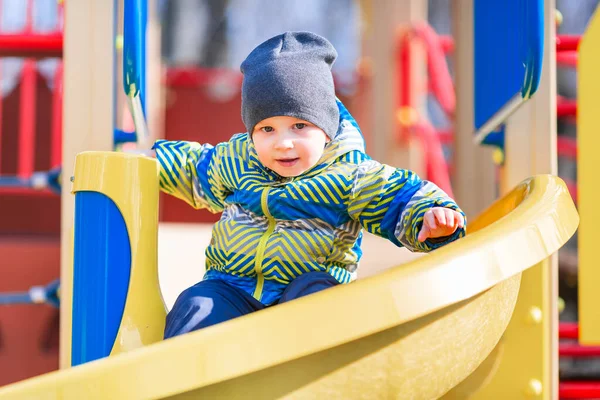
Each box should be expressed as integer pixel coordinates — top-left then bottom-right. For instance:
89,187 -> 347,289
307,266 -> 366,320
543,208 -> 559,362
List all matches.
253,187 -> 275,300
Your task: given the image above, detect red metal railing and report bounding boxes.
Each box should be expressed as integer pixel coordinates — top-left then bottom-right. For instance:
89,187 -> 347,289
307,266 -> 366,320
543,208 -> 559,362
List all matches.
559,322 -> 600,398
560,382 -> 600,399
396,22 -> 455,197
0,0 -> 63,192
50,62 -> 63,169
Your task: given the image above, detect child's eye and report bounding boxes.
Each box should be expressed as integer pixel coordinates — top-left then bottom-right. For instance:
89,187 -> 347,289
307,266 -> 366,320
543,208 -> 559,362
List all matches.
294,123 -> 307,129
261,126 -> 274,133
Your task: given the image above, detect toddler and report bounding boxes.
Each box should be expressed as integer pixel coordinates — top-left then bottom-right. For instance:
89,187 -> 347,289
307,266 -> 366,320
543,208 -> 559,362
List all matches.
154,32 -> 466,338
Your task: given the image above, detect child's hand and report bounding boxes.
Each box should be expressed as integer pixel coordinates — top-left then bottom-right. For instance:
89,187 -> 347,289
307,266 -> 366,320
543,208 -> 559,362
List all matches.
417,207 -> 465,242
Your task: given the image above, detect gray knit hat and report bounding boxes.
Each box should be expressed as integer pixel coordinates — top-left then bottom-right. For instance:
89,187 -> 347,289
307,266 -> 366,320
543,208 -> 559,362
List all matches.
240,31 -> 340,140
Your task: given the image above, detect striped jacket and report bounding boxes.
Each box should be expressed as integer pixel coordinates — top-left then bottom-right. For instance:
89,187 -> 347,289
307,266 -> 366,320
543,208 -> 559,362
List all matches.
154,101 -> 466,305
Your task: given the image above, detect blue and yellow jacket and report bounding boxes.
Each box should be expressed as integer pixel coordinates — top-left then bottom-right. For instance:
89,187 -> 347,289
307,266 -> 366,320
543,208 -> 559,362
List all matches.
154,101 -> 466,305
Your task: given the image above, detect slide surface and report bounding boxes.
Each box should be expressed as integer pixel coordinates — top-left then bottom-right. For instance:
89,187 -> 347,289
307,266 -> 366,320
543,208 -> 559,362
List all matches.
0,175 -> 578,400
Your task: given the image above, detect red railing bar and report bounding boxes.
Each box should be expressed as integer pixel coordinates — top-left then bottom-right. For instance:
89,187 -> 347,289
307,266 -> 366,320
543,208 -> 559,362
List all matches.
0,34 -> 63,58
557,98 -> 577,117
560,344 -> 600,357
557,51 -> 578,68
17,60 -> 37,179
560,381 -> 600,399
51,62 -> 63,168
557,136 -> 576,159
556,34 -> 581,52
560,323 -> 580,340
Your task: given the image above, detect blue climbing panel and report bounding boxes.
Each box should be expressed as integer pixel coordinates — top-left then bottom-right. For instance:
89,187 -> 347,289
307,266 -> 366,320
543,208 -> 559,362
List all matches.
72,192 -> 131,366
473,0 -> 544,146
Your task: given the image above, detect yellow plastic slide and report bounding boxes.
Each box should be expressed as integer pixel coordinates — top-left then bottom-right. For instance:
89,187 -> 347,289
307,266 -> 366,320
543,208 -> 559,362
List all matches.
0,166 -> 578,399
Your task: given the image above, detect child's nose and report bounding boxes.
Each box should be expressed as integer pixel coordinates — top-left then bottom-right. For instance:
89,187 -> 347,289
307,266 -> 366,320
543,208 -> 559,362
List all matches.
274,135 -> 294,150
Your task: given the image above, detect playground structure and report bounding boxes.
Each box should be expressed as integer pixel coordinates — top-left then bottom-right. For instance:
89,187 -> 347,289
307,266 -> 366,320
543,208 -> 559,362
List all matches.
0,0 -> 597,398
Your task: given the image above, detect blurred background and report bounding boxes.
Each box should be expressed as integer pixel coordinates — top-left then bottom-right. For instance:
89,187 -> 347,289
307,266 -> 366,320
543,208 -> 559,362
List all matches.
0,0 -> 594,389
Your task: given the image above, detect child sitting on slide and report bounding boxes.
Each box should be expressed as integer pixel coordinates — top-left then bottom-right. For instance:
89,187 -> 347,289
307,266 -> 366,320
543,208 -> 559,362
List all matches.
153,31 -> 466,338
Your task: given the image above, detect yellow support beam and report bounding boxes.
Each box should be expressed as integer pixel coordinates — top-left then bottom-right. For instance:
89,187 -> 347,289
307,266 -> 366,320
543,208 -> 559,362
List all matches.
577,5 -> 600,346
448,0 -> 558,397
60,0 -> 116,369
71,152 -> 166,356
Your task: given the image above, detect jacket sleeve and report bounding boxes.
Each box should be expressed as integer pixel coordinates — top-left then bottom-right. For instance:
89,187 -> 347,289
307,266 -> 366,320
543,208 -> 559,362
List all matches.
152,139 -> 230,213
347,159 -> 466,252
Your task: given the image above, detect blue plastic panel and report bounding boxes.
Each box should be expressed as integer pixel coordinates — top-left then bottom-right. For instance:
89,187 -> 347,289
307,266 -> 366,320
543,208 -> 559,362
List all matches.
474,0 -> 544,140
72,192 -> 131,366
123,0 -> 147,112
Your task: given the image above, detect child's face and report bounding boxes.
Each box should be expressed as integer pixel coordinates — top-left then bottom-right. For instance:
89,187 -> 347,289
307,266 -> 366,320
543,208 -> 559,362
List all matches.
252,116 -> 330,177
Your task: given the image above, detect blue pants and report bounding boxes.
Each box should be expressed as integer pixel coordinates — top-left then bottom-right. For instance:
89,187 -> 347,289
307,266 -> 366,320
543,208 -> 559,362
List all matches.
164,271 -> 339,339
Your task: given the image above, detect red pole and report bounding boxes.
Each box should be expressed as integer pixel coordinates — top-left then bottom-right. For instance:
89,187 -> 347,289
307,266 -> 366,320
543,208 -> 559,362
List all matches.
557,51 -> 578,67
559,323 -> 579,339
557,136 -> 577,159
414,121 -> 454,198
438,35 -> 454,53
413,23 -> 455,116
397,32 -> 412,143
50,62 -> 63,168
18,60 -> 37,179
556,34 -> 581,52
557,99 -> 577,117
560,382 -> 600,399
0,65 -> 3,175
559,344 -> 600,357
0,0 -> 3,174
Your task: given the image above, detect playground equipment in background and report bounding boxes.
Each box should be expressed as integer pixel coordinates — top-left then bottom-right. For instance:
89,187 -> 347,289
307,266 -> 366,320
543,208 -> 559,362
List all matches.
0,168 -> 61,195
559,7 -> 600,399
0,0 -> 592,396
0,3 -> 581,202
0,280 -> 59,309
0,151 -> 579,399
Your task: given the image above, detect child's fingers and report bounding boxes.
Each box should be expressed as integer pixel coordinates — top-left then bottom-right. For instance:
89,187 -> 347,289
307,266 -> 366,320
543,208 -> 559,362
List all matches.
424,211 -> 437,230
457,213 -> 465,229
432,208 -> 446,226
444,208 -> 455,227
418,225 -> 430,242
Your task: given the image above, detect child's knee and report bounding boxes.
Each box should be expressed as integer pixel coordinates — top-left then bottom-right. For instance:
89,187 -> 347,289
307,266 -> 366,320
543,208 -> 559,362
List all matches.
164,279 -> 261,339
279,271 -> 340,303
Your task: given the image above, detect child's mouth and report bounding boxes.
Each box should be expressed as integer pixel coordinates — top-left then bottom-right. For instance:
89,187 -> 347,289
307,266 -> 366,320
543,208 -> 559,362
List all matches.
276,158 -> 299,167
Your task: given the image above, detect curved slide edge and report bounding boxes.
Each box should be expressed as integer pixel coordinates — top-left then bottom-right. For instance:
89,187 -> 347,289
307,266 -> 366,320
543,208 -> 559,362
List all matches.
0,175 -> 578,399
